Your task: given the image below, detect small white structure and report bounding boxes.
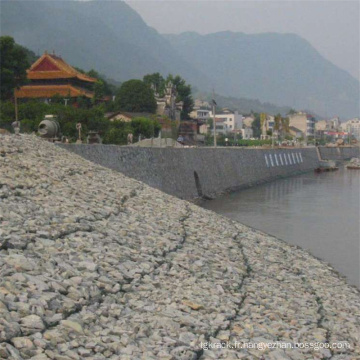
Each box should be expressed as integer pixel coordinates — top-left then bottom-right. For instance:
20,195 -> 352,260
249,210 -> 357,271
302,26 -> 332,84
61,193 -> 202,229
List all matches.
209,109 -> 243,133
241,127 -> 253,139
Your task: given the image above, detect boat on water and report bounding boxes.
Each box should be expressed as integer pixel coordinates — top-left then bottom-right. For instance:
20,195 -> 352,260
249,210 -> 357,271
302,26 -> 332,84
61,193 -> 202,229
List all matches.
346,158 -> 360,170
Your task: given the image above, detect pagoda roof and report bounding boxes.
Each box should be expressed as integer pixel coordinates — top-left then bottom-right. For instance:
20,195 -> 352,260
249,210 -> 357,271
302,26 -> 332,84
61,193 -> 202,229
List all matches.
15,84 -> 94,99
27,52 -> 97,83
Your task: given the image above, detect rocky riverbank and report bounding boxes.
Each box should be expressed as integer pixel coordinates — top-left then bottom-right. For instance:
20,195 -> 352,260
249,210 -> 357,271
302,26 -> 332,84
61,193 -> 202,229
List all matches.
0,135 -> 359,360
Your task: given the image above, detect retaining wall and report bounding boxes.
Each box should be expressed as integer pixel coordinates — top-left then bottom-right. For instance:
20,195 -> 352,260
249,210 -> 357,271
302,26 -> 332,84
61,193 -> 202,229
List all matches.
58,145 -> 319,199
318,146 -> 359,160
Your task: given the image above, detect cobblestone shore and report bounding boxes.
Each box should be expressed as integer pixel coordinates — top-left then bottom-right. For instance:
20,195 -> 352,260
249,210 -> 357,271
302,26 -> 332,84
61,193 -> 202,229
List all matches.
0,135 -> 359,360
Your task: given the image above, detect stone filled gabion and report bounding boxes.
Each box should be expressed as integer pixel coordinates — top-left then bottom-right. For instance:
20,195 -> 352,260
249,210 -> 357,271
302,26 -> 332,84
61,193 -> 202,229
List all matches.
0,134 -> 359,360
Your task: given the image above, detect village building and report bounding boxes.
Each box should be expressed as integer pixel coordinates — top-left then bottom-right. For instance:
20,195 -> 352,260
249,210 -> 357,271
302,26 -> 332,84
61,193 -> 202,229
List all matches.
260,114 -> 275,139
189,108 -> 211,122
211,118 -> 227,135
15,52 -> 96,102
288,112 -> 316,138
241,127 -> 254,139
105,112 -> 155,122
289,126 -> 303,139
209,109 -> 243,132
340,118 -> 360,141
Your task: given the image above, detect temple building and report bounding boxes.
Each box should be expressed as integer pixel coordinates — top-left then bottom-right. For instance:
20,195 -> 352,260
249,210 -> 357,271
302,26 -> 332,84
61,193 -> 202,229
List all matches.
153,82 -> 183,121
15,52 -> 96,101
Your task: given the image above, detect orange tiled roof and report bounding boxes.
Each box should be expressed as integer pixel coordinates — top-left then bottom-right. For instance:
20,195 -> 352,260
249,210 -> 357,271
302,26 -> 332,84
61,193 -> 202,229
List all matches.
15,85 -> 94,99
27,52 -> 97,83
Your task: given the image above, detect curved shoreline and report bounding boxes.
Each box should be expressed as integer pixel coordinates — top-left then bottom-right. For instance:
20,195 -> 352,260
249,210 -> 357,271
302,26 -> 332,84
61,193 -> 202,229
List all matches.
1,135 -> 359,360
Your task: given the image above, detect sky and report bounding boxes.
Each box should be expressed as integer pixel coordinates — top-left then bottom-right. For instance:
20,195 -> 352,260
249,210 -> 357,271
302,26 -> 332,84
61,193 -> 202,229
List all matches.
127,0 -> 360,81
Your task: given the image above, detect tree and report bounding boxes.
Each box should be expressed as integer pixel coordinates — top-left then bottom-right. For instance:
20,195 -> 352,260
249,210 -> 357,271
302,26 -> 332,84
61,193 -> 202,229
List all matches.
130,117 -> 161,139
93,80 -> 106,104
0,36 -> 30,100
166,74 -> 194,120
87,69 -> 117,97
102,120 -> 131,145
207,117 -> 214,130
274,114 -> 282,132
251,113 -> 261,138
143,73 -> 165,96
281,116 -> 290,135
115,80 -> 156,113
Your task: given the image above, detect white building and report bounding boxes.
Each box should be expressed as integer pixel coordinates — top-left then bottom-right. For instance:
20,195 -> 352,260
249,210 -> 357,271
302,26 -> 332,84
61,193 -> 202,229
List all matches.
211,118 -> 227,135
189,109 -> 211,121
340,118 -> 360,141
209,109 -> 243,133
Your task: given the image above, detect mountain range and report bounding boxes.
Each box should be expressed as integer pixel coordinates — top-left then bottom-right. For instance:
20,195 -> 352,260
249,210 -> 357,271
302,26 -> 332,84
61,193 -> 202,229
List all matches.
1,0 -> 359,118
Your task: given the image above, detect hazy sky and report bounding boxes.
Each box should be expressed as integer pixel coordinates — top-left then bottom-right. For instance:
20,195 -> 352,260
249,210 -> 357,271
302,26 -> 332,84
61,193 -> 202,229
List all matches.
127,0 -> 360,81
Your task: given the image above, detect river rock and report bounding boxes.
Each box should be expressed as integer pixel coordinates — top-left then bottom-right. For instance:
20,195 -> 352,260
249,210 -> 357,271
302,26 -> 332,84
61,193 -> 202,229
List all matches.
0,135 -> 359,360
20,315 -> 45,335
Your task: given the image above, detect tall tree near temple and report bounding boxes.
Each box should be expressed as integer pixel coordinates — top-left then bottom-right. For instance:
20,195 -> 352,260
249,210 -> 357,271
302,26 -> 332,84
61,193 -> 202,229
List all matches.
0,36 -> 31,100
166,74 -> 194,120
115,80 -> 156,113
142,73 -> 194,120
143,73 -> 165,96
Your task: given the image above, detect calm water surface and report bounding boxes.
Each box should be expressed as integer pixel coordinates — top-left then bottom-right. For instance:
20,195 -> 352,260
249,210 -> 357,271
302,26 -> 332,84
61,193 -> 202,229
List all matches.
200,167 -> 360,287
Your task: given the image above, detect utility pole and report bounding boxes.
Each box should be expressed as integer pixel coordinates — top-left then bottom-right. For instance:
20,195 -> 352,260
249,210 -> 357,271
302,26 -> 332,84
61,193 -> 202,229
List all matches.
212,90 -> 217,147
13,90 -> 20,135
14,90 -> 18,122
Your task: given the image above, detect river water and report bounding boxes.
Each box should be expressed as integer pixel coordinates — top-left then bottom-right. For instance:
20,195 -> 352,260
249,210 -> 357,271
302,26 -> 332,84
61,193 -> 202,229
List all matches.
200,166 -> 360,287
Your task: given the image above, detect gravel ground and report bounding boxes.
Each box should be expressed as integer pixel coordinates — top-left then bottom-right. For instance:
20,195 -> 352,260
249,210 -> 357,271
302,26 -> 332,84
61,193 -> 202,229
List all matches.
0,135 -> 359,360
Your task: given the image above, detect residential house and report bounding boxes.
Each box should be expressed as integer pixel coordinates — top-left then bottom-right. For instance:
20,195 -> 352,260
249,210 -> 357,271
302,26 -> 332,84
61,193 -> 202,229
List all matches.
316,117 -> 344,140
289,126 -> 304,139
288,112 -> 316,138
340,118 -> 360,141
261,114 -> 275,139
209,109 -> 243,133
105,112 -> 154,122
189,109 -> 211,121
241,127 -> 253,139
210,118 -> 227,135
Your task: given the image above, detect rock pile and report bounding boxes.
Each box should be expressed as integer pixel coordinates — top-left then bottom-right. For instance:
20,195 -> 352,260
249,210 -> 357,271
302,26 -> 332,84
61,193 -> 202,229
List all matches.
0,135 -> 359,360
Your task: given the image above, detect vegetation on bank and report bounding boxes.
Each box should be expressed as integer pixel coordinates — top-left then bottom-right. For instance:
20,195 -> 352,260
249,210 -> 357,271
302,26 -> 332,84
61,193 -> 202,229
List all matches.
0,99 -> 161,144
205,133 -> 272,147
